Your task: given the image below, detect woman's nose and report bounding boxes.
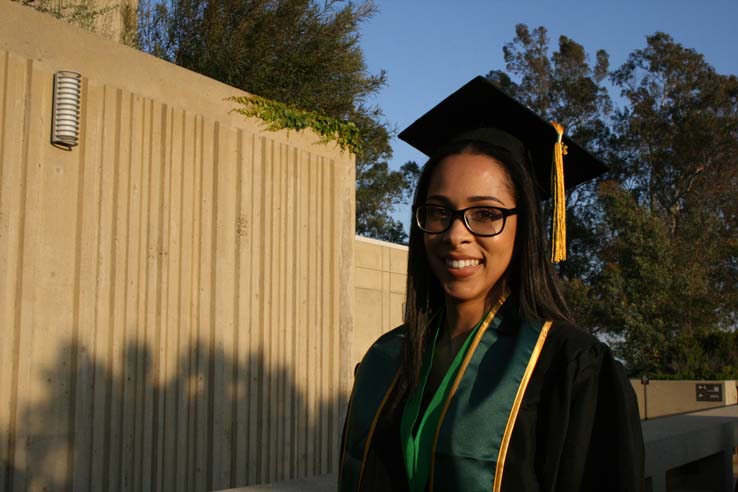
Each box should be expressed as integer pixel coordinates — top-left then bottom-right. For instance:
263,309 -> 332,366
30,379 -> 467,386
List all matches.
444,215 -> 473,245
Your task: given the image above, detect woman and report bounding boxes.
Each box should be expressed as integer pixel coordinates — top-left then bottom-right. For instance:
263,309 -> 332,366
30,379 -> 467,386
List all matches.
340,77 -> 644,492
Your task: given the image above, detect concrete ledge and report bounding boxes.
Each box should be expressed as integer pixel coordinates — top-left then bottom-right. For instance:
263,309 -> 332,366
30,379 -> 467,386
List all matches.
643,405 -> 738,492
221,406 -> 738,492
220,474 -> 337,492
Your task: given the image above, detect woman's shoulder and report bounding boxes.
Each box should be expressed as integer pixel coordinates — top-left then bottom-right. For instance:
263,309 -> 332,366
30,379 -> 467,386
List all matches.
541,321 -> 616,369
355,325 -> 406,372
530,321 -> 634,409
368,324 -> 406,350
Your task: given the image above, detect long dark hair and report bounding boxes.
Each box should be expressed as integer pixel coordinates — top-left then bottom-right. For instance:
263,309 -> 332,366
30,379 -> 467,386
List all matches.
396,139 -> 573,403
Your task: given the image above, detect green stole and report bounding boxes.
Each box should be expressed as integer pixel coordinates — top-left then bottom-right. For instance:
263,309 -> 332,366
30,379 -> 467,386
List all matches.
339,297 -> 550,492
400,309 -> 487,492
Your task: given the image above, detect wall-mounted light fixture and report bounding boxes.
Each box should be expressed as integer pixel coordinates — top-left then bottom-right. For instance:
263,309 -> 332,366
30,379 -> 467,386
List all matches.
51,71 -> 81,148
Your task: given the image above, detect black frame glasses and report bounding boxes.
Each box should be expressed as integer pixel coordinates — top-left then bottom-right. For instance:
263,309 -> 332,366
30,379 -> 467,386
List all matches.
414,204 -> 519,237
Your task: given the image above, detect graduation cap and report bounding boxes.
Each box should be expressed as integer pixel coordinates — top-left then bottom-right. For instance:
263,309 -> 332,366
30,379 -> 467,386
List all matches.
398,76 -> 608,262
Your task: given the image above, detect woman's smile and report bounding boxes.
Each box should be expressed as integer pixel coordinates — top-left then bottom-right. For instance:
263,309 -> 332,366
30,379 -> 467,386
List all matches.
440,255 -> 483,279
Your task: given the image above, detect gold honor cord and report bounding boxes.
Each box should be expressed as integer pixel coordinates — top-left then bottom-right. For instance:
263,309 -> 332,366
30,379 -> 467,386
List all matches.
550,122 -> 567,263
357,369 -> 401,490
427,292 -> 510,491
492,320 -> 553,492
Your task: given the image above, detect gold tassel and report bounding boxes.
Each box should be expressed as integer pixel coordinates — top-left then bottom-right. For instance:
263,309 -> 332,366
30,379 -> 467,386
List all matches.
550,122 -> 567,263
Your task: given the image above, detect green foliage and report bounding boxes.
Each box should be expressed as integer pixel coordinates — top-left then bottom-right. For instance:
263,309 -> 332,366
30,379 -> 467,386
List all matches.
15,0 -> 139,46
15,0 -> 117,32
229,94 -> 361,154
139,0 -> 412,241
119,3 -> 139,48
491,25 -> 738,379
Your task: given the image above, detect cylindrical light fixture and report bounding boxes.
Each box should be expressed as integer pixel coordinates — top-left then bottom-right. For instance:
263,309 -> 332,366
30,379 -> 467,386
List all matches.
51,71 -> 82,148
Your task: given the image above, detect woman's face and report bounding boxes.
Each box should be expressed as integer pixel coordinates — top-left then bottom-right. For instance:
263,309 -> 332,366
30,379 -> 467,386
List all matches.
423,152 -> 517,309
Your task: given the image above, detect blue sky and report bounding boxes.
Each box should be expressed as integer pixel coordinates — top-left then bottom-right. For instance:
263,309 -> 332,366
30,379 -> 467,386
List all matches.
358,0 -> 738,231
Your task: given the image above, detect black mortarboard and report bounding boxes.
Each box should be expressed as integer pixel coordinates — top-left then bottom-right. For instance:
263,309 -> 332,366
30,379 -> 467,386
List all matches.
398,76 -> 607,199
398,76 -> 608,262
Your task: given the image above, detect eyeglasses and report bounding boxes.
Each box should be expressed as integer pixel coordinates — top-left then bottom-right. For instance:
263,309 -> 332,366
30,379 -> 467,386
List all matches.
414,204 -> 518,237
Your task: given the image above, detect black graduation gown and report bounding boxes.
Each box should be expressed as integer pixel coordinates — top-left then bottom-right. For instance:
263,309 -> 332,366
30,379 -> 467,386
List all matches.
354,319 -> 645,492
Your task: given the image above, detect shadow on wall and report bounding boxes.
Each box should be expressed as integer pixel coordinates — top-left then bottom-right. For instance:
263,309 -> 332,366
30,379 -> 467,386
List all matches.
1,338 -> 342,492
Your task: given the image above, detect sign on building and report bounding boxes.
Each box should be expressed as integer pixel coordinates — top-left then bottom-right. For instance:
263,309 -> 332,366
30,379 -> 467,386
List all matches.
695,383 -> 723,402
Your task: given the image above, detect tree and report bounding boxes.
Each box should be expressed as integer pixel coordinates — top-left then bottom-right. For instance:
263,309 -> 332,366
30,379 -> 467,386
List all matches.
486,24 -> 611,149
487,26 -> 738,378
600,33 -> 738,376
356,160 -> 419,243
137,0 -> 415,242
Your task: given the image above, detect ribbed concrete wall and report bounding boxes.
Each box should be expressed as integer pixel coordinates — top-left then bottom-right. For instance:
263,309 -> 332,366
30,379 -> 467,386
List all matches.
0,2 -> 355,491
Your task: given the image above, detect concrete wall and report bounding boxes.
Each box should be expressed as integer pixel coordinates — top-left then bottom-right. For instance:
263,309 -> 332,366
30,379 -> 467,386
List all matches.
630,380 -> 738,419
352,236 -> 408,373
0,2 -> 355,491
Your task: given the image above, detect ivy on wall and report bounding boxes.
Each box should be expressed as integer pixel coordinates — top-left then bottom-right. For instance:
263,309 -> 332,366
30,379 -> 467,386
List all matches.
228,95 -> 361,155
13,0 -> 138,47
